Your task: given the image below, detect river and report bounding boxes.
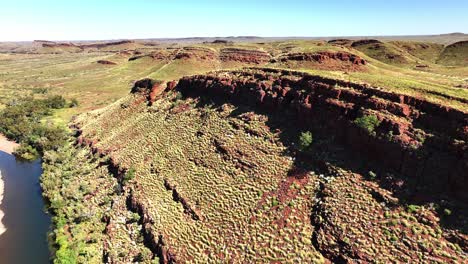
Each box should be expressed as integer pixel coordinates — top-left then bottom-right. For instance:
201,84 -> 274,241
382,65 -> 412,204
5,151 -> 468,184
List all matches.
0,149 -> 51,263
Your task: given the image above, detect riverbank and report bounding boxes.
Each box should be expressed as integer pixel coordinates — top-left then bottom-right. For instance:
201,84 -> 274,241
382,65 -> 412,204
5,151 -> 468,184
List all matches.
0,134 -> 19,236
0,135 -> 18,155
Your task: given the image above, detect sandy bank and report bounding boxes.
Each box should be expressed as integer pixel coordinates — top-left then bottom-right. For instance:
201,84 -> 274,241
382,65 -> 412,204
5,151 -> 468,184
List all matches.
0,134 -> 18,236
0,134 -> 18,155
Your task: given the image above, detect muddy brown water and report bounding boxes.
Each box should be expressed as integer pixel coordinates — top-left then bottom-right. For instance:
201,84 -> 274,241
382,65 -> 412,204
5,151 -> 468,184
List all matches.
0,150 -> 51,263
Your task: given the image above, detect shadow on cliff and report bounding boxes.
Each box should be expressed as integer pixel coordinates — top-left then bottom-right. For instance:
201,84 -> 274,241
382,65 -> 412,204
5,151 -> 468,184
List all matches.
193,95 -> 467,235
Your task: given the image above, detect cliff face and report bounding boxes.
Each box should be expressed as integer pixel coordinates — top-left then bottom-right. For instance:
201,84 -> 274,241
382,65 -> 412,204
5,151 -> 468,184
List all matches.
279,51 -> 366,65
351,39 -> 383,47
175,68 -> 467,201
220,48 -> 271,64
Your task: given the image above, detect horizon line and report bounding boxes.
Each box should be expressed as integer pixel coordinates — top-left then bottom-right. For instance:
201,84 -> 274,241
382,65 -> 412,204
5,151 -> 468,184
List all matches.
1,32 -> 466,43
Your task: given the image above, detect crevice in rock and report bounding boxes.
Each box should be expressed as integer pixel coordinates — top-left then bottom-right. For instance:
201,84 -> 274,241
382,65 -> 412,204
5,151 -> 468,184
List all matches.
163,178 -> 202,221
126,192 -> 177,264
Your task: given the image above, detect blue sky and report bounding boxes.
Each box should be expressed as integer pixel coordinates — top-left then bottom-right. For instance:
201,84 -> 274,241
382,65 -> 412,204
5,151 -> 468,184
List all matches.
1,0 -> 467,41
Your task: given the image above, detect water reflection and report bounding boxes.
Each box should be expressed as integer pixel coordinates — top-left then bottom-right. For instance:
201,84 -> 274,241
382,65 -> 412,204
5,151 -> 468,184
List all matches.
0,150 -> 51,264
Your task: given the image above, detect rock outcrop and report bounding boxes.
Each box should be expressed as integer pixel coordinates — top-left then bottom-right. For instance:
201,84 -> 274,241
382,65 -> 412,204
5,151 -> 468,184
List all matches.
220,48 -> 271,64
351,39 -> 383,47
279,51 -> 366,65
174,47 -> 217,60
97,60 -> 117,65
445,40 -> 468,49
174,68 -> 467,202
80,40 -> 135,49
131,79 -> 178,104
42,42 -> 77,48
42,40 -> 135,50
327,39 -> 352,45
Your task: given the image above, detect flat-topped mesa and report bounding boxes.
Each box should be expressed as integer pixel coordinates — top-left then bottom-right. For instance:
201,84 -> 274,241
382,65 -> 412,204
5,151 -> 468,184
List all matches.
327,39 -> 353,45
351,39 -> 383,47
172,68 -> 467,201
220,48 -> 271,64
42,42 -> 77,48
79,40 -> 135,49
279,51 -> 366,65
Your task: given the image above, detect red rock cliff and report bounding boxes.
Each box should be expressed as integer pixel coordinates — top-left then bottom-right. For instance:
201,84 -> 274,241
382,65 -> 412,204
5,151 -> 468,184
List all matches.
174,68 -> 467,201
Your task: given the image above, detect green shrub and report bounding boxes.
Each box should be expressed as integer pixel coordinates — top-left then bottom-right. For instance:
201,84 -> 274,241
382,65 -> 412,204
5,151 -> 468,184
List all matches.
271,197 -> 279,207
13,143 -> 40,161
44,95 -> 67,109
32,88 -> 49,94
407,204 -> 420,214
129,212 -> 141,223
354,114 -> 381,135
69,98 -> 79,108
122,167 -> 136,185
31,126 -> 68,152
174,91 -> 183,101
443,208 -> 452,216
298,131 -> 313,152
54,232 -> 77,264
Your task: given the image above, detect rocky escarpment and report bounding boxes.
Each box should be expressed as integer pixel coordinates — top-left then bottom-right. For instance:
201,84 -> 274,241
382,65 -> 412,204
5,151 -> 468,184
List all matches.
327,39 -> 352,45
80,40 -> 135,49
174,68 -> 467,202
444,40 -> 468,49
41,40 -> 135,50
220,48 -> 271,64
71,69 -> 467,262
278,51 -> 366,65
351,39 -> 383,47
174,47 -> 217,60
41,42 -> 77,48
129,47 -> 269,64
